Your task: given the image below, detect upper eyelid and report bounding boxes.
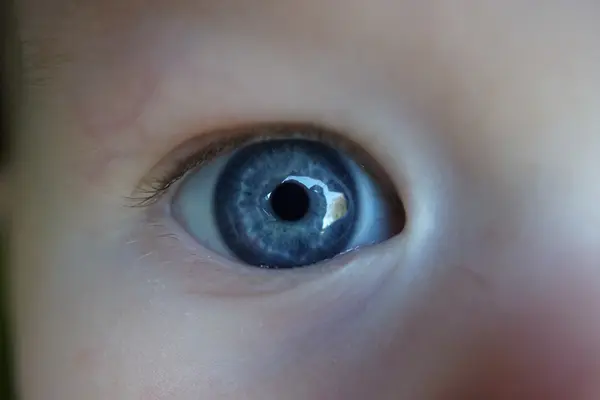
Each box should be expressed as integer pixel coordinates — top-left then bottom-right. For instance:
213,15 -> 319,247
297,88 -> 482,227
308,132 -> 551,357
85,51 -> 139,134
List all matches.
129,121 -> 398,208
128,131 -> 244,207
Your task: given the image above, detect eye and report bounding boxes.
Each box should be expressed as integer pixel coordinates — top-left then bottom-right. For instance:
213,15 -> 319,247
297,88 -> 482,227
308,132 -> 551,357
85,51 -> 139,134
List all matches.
170,126 -> 405,269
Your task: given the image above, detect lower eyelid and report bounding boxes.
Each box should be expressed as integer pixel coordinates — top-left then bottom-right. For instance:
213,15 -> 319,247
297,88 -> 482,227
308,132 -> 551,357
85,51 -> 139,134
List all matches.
132,198 -> 403,298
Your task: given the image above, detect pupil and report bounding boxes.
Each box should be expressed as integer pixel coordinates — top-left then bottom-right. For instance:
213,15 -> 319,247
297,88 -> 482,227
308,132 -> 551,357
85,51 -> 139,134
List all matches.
270,182 -> 310,222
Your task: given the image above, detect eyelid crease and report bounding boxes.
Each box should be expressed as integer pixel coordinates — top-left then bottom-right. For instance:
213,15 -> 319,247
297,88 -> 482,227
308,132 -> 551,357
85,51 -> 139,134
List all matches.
128,122 -> 401,210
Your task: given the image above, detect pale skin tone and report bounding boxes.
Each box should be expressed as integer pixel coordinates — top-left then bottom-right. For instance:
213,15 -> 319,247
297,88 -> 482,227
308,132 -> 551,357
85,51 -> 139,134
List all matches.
9,0 -> 600,399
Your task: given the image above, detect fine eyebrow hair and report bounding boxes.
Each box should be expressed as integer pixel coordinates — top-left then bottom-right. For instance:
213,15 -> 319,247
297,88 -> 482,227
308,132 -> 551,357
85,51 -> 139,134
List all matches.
17,37 -> 71,89
1,0 -> 17,170
13,0 -> 76,90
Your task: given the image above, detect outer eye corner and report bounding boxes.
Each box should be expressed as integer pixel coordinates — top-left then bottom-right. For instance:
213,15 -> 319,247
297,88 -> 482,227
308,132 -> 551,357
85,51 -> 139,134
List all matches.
171,125 -> 405,270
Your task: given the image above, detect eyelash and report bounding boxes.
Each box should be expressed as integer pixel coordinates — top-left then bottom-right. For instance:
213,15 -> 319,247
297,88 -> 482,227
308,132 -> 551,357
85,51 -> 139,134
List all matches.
129,122 -> 385,208
130,133 -> 250,207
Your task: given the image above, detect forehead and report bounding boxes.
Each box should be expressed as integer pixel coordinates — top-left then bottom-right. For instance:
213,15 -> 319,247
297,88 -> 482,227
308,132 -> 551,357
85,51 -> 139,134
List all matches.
15,0 -> 600,151
18,0 -> 598,88
18,0 -> 594,56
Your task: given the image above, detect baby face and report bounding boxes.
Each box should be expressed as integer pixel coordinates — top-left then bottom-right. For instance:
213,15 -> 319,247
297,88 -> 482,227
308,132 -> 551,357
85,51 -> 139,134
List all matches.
10,1 -> 600,399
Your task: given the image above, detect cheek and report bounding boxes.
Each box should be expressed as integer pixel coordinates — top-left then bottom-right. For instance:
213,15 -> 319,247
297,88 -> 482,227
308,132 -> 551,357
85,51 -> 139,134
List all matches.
450,242 -> 600,398
59,237 -> 396,399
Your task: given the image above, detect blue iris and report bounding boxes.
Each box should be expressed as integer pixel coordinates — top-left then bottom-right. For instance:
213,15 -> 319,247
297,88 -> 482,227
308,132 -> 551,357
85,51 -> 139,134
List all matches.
214,139 -> 358,268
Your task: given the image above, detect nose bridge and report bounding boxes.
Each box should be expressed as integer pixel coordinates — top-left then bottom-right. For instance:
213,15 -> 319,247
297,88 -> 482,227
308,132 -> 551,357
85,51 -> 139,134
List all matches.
415,118 -> 600,349
488,137 -> 600,263
386,138 -> 600,398
452,141 -> 600,302
444,102 -> 600,261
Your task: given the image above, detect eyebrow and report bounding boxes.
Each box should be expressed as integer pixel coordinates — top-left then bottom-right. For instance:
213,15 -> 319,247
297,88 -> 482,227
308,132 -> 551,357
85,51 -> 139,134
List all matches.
16,6 -> 164,139
19,39 -> 70,88
14,0 -> 68,89
2,0 -> 19,170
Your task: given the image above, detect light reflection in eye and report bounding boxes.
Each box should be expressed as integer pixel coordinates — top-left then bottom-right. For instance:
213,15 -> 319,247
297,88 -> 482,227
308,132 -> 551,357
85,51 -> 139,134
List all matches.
273,175 -> 349,230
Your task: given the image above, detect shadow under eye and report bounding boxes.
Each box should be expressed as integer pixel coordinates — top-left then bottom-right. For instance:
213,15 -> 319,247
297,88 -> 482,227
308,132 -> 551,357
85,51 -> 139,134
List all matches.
172,125 -> 406,269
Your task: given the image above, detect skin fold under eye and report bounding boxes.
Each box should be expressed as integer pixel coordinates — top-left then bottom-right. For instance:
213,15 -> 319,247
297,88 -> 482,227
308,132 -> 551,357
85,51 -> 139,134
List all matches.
137,123 -> 406,269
